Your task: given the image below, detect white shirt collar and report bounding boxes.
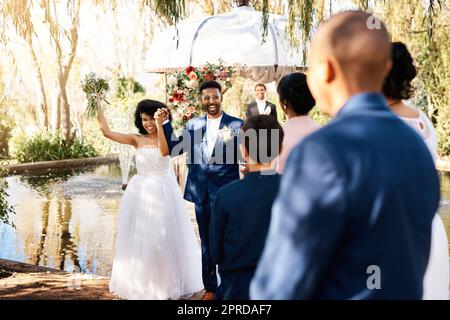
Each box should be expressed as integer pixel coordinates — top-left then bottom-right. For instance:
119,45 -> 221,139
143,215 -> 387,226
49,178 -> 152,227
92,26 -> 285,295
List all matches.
206,112 -> 223,123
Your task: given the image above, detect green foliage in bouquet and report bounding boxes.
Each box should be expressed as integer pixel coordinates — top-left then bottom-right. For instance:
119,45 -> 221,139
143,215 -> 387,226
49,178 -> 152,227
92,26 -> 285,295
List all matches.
0,162 -> 14,227
81,72 -> 110,119
14,132 -> 98,163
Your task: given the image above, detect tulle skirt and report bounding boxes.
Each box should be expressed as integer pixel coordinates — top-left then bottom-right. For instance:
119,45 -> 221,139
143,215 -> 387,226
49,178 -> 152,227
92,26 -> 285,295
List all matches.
109,173 -> 203,300
423,214 -> 449,300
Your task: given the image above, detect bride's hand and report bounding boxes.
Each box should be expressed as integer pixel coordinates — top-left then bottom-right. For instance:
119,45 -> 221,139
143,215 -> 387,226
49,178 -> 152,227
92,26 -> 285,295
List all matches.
154,109 -> 165,127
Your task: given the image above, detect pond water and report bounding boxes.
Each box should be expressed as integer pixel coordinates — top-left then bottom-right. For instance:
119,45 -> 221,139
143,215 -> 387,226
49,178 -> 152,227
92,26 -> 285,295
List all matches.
0,164 -> 449,277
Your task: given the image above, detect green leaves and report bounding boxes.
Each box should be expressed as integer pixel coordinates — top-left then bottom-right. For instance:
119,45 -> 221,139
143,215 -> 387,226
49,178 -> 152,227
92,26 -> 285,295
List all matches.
14,132 -> 98,163
0,162 -> 15,228
116,77 -> 145,101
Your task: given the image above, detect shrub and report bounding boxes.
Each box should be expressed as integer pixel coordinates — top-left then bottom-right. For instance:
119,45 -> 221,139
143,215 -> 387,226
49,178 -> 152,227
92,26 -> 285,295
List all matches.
0,109 -> 13,158
13,132 -> 98,163
0,162 -> 14,227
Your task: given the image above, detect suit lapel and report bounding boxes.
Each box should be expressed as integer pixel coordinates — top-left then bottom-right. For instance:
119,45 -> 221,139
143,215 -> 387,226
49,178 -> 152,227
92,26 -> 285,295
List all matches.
199,115 -> 208,163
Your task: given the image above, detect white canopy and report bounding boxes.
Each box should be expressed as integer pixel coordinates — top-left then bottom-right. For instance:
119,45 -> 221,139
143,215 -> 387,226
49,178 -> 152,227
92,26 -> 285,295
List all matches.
144,6 -> 305,83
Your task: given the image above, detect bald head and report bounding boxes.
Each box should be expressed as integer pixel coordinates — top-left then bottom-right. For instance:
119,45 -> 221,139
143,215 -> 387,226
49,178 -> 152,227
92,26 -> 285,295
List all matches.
326,11 -> 390,85
307,11 -> 392,115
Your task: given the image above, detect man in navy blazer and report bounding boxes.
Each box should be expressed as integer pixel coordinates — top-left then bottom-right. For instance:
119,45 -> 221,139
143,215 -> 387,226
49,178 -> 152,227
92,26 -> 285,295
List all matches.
161,80 -> 243,300
250,11 -> 440,300
210,115 -> 283,300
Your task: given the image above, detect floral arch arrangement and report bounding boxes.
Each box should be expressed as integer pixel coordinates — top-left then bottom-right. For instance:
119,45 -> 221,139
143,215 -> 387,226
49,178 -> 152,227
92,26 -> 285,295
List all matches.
166,60 -> 237,129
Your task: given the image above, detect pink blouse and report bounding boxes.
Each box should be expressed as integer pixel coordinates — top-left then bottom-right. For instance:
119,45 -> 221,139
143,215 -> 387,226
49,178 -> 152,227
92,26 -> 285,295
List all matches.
277,116 -> 321,173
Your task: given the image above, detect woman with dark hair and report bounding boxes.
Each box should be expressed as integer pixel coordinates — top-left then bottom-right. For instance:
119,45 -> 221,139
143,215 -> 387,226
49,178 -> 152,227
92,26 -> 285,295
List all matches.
96,98 -> 202,299
383,41 -> 449,300
276,72 -> 320,173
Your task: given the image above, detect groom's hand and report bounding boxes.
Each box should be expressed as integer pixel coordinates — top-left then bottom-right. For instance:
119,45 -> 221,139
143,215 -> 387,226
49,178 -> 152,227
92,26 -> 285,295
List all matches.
161,108 -> 170,122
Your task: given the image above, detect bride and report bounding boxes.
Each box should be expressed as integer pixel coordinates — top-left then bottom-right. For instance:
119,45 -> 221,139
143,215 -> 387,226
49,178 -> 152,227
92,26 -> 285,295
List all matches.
96,97 -> 203,299
383,42 -> 449,300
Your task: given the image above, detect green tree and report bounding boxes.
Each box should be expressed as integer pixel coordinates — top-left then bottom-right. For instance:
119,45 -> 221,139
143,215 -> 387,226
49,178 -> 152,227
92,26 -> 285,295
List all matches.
1,0 -> 81,142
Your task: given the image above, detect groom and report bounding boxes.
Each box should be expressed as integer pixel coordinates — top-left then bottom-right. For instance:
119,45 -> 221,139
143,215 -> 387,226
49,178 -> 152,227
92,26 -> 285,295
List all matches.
159,80 -> 243,300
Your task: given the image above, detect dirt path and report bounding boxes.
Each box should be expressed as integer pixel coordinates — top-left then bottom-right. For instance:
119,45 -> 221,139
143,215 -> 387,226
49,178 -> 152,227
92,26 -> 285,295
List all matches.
0,259 -> 203,300
0,258 -> 119,300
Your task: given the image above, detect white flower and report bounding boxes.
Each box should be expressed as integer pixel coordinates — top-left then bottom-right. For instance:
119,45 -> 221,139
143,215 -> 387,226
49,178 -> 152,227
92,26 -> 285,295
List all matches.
213,70 -> 221,77
218,126 -> 233,143
167,75 -> 178,86
186,79 -> 199,89
183,88 -> 190,96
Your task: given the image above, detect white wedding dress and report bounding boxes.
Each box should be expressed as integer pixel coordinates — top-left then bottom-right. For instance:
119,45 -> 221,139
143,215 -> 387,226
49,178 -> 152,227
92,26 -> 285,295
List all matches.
401,108 -> 449,300
109,146 -> 203,300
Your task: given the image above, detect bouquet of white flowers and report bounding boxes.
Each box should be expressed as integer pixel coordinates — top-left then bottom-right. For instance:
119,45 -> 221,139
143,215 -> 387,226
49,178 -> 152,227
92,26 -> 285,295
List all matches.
81,72 -> 110,118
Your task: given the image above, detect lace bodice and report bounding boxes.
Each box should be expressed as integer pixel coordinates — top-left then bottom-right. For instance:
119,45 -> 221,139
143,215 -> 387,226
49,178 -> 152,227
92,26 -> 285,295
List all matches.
135,147 -> 171,176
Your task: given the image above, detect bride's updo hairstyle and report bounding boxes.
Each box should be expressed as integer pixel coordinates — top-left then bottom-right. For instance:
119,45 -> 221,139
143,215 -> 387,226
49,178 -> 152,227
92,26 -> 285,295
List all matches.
383,42 -> 417,100
134,99 -> 172,134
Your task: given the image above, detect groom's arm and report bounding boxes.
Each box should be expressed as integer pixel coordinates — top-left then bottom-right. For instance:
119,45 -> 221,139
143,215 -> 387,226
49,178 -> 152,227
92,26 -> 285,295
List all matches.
250,136 -> 347,299
162,121 -> 188,157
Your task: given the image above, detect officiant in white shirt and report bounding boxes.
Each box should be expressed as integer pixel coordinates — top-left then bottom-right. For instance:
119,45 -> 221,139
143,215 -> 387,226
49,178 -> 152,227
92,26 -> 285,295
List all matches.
245,83 -> 278,120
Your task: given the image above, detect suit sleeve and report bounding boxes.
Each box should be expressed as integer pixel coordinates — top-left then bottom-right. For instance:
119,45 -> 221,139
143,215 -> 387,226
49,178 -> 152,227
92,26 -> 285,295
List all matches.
250,136 -> 347,299
270,103 -> 277,119
162,121 -> 187,157
245,103 -> 252,120
210,191 -> 227,266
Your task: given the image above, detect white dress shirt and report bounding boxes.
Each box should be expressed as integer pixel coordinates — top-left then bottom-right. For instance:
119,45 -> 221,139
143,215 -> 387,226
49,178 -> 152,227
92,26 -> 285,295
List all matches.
206,113 -> 223,157
256,98 -> 267,114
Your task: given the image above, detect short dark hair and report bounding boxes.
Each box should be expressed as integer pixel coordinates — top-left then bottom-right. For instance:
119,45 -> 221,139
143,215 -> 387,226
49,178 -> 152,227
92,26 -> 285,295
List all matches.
383,42 -> 417,100
255,83 -> 266,90
199,80 -> 222,95
134,99 -> 171,135
241,115 -> 284,164
277,72 -> 315,116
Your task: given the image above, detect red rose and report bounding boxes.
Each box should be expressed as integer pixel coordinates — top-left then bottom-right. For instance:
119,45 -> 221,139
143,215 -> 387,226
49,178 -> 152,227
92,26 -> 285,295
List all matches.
188,72 -> 198,80
172,91 -> 184,101
204,73 -> 214,81
185,66 -> 195,74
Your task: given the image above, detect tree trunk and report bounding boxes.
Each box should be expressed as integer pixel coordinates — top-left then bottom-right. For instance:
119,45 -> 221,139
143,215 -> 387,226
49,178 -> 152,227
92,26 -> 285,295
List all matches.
26,33 -> 50,130
57,69 -> 72,142
49,0 -> 80,142
51,86 -> 61,134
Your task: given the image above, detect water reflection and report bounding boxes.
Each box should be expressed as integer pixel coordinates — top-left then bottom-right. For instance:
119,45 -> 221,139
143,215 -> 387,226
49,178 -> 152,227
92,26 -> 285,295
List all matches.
0,165 -> 449,277
0,164 -> 123,276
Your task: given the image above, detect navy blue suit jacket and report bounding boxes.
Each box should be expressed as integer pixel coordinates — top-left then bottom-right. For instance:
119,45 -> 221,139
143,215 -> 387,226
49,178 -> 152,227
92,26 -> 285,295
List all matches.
163,112 -> 243,204
250,93 -> 440,300
210,170 -> 281,300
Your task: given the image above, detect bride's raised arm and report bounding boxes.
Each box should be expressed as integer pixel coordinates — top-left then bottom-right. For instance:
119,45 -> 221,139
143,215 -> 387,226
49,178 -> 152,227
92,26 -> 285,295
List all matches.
155,108 -> 170,157
96,96 -> 137,147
